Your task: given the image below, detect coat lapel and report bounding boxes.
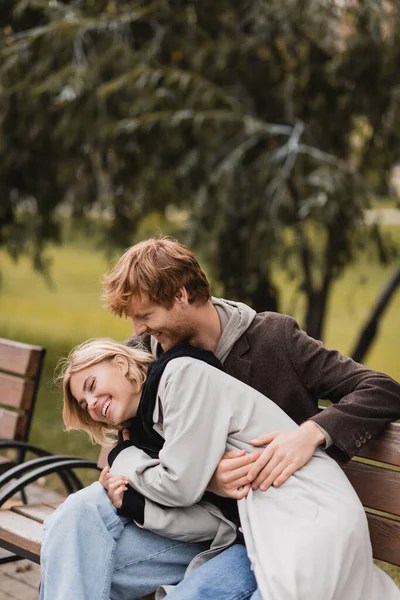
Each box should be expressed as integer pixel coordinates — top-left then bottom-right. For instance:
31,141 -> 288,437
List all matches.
224,334 -> 252,386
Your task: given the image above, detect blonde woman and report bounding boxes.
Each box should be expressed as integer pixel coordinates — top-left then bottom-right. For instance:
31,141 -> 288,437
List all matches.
40,338 -> 399,600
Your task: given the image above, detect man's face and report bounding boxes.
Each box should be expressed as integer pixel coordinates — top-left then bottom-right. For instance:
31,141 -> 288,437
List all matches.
128,294 -> 197,351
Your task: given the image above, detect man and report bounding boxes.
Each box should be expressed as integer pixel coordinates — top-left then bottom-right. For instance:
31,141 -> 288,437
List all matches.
40,237 -> 400,600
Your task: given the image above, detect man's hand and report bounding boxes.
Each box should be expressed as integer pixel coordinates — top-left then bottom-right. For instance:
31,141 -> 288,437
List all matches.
99,466 -> 128,509
207,449 -> 262,499
247,421 -> 325,491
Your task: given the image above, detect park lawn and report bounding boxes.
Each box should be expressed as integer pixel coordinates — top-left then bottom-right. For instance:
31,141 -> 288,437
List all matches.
0,231 -> 399,584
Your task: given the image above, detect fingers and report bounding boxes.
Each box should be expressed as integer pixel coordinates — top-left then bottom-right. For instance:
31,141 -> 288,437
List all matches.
253,456 -> 287,491
109,482 -> 128,509
221,451 -> 261,479
250,431 -> 278,447
222,449 -> 247,460
207,450 -> 261,498
107,476 -> 129,509
247,446 -> 274,483
273,464 -> 296,487
231,484 -> 250,500
248,427 -> 319,492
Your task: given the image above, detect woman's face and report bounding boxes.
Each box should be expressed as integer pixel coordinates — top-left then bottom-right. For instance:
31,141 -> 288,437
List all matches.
69,356 -> 141,425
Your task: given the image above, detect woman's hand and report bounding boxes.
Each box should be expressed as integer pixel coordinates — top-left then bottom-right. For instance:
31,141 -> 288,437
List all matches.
99,466 -> 129,509
99,429 -> 131,508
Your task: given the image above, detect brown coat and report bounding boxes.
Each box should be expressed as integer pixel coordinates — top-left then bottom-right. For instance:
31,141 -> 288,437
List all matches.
128,312 -> 400,461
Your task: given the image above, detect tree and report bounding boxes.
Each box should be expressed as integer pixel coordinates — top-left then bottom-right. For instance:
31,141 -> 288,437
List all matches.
1,0 -> 399,338
351,264 -> 400,363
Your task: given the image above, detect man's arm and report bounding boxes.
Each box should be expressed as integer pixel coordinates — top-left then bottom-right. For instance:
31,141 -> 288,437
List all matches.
210,315 -> 400,496
285,316 -> 400,457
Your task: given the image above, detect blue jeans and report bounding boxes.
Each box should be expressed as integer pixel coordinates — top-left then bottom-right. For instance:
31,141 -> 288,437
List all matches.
164,544 -> 260,600
39,482 -> 259,600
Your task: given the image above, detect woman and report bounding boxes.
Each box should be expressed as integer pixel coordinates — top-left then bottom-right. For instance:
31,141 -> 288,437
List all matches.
53,338 -> 399,600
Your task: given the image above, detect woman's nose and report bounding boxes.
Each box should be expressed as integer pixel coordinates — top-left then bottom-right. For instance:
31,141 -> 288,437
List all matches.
87,396 -> 97,411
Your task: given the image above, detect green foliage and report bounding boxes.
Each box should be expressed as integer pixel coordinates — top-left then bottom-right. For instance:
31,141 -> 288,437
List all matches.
1,0 -> 400,337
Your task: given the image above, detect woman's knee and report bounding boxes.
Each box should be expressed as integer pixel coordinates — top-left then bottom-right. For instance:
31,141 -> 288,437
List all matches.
45,481 -> 116,531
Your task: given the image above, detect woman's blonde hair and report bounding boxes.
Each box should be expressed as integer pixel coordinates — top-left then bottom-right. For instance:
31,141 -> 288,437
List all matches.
57,338 -> 154,445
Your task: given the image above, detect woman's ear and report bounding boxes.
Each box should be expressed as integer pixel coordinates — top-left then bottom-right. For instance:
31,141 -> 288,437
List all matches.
114,354 -> 129,376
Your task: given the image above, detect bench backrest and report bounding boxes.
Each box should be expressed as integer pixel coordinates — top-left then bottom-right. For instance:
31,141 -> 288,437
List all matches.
341,421 -> 400,566
0,338 -> 45,446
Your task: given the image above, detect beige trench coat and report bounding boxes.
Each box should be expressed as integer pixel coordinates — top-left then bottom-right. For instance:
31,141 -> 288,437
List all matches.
111,357 -> 400,600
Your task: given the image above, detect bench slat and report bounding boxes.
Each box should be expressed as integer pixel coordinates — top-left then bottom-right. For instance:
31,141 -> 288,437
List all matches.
11,503 -> 56,524
0,408 -> 27,440
357,423 -> 400,467
0,510 -> 42,563
0,338 -> 43,378
342,461 -> 400,517
367,513 -> 400,566
0,372 -> 35,410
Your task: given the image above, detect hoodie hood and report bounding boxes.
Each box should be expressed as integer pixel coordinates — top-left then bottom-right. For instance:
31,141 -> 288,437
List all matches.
212,297 -> 256,363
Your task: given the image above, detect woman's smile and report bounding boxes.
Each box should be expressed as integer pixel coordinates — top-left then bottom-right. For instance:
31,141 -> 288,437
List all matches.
101,397 -> 112,419
70,356 -> 142,426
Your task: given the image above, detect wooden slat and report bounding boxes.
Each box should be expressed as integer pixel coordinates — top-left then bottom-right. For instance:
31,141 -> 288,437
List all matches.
11,503 -> 56,524
356,423 -> 400,467
0,408 -> 27,440
0,338 -> 43,378
0,510 -> 42,563
342,461 -> 400,517
367,513 -> 400,566
46,500 -> 64,509
0,372 -> 35,410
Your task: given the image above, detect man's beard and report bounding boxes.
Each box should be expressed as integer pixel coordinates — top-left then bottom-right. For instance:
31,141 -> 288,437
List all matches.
159,323 -> 196,350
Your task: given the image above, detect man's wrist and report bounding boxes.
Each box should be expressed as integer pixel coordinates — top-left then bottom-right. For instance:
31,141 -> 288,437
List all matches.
300,420 -> 326,447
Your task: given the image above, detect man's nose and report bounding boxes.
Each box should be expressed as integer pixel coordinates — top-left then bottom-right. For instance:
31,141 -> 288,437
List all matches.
131,319 -> 146,336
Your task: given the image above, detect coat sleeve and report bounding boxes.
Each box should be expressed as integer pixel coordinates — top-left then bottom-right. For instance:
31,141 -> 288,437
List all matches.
283,316 -> 400,459
110,446 -> 223,541
139,501 -> 223,542
110,358 -> 232,507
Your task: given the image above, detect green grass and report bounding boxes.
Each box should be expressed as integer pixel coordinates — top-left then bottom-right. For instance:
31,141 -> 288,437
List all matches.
0,230 -> 399,584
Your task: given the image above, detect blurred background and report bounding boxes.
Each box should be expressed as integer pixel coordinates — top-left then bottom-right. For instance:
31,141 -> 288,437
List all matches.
0,0 -> 399,516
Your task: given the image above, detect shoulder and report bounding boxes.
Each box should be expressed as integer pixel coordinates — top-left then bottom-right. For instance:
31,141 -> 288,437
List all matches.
245,311 -> 300,344
160,357 -> 214,387
165,356 -> 216,375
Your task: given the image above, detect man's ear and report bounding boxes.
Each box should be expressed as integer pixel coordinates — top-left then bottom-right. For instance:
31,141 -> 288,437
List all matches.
175,287 -> 189,306
114,354 -> 129,376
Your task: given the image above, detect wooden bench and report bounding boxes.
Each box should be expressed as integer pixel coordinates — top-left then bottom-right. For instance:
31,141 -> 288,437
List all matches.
1,423 -> 399,580
0,337 -> 46,475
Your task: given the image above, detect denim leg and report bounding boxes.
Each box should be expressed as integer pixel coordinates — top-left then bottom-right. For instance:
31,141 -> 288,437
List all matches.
111,527 -> 203,600
163,544 -> 258,600
249,590 -> 263,600
40,482 -> 202,600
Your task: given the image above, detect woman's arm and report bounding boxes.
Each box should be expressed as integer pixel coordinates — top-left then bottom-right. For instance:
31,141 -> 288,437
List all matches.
110,357 -> 232,507
103,464 -> 224,542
